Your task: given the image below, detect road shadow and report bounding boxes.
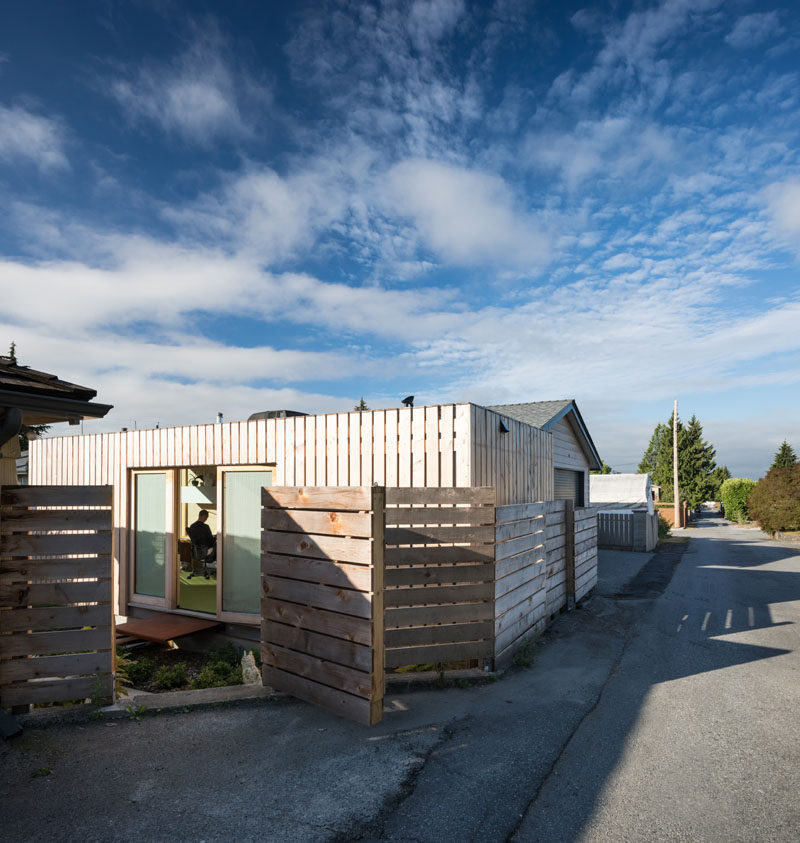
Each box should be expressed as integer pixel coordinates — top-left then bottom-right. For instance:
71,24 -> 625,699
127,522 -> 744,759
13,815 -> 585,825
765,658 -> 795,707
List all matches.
513,512 -> 799,841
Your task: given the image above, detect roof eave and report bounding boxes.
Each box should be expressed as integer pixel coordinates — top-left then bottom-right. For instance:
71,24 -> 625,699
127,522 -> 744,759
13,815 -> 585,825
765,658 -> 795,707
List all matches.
0,390 -> 113,425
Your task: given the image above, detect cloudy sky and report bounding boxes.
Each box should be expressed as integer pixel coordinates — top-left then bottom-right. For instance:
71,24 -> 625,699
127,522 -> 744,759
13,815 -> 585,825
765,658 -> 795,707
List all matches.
1,0 -> 799,478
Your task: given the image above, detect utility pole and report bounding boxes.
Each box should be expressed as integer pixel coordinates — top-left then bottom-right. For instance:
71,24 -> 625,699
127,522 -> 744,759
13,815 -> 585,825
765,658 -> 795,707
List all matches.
673,399 -> 680,528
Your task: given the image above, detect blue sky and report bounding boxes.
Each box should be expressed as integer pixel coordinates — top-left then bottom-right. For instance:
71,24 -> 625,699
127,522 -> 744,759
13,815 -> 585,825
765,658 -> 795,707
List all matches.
1,0 -> 799,479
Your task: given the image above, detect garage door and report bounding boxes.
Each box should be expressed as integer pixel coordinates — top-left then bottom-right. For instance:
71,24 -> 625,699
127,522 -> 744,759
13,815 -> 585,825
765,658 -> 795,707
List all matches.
554,469 -> 585,506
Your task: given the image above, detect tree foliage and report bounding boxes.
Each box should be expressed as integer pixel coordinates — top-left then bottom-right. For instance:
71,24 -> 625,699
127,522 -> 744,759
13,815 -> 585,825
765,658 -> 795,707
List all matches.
19,424 -> 50,452
720,478 -> 756,523
354,397 -> 369,411
747,465 -> 800,536
590,461 -> 613,475
770,441 -> 797,471
638,413 -> 719,509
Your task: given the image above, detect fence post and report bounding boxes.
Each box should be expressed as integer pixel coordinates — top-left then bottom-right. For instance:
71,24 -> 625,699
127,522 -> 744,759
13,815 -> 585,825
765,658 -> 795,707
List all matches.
370,485 -> 385,726
564,498 -> 575,611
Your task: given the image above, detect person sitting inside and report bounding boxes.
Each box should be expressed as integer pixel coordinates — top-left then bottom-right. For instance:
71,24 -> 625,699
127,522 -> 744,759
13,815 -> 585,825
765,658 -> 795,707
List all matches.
187,509 -> 216,571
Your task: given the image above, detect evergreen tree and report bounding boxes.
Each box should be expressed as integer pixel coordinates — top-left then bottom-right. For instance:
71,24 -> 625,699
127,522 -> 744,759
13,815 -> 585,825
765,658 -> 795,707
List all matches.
638,421 -> 670,477
354,397 -> 369,411
638,413 -> 720,509
769,440 -> 797,471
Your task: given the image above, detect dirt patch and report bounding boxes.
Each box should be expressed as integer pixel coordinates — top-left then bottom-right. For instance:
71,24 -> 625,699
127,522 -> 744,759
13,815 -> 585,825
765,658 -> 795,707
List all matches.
120,643 -> 247,693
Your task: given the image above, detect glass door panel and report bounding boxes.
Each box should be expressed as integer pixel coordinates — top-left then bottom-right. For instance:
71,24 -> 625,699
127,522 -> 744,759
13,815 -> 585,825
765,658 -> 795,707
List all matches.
221,469 -> 271,615
134,472 -> 168,598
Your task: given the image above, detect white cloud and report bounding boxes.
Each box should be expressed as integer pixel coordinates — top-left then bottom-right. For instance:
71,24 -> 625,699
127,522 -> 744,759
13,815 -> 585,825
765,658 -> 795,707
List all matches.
109,29 -> 270,144
765,180 -> 800,240
385,158 -> 549,269
0,104 -> 68,171
725,12 -> 784,49
526,118 -> 674,190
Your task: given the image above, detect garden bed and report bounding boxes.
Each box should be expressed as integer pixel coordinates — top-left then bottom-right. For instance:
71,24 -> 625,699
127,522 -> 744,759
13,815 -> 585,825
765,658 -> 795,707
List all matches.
119,642 -> 254,693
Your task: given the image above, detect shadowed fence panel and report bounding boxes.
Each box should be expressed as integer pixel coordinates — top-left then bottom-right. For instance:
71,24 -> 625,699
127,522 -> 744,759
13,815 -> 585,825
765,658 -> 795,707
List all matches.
0,485 -> 113,708
261,486 -> 384,726
384,487 -> 496,669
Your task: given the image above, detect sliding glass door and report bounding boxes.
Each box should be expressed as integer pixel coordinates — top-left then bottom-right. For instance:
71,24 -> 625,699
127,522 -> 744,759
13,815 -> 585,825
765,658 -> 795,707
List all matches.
219,467 -> 272,618
132,470 -> 174,602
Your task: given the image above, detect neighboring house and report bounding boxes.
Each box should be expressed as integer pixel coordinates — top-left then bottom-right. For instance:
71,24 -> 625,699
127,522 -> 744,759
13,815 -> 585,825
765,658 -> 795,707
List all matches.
30,399 -> 601,634
589,473 -> 658,552
0,354 -> 112,484
487,399 -> 602,508
15,452 -> 28,484
589,473 -> 654,515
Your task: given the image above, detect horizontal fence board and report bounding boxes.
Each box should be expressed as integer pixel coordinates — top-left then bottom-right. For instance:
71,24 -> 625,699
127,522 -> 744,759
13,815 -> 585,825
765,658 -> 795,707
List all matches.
385,563 -> 495,587
0,651 -> 111,684
262,666 -> 373,725
496,549 -> 545,579
545,524 -> 566,540
385,545 -> 495,565
0,485 -> 112,507
0,674 -> 112,707
263,554 -> 372,592
0,555 -> 111,582
494,533 -> 544,561
495,519 -> 545,543
495,614 -> 548,662
1,532 -> 111,558
0,627 -> 111,658
495,577 -> 547,617
495,537 -> 545,564
262,576 -> 372,619
263,487 -> 371,511
385,525 -> 495,545
262,598 -> 372,646
263,642 -> 372,699
495,502 -> 547,523
385,640 -> 491,668
575,509 -> 597,523
263,622 -> 372,673
0,603 -> 110,633
1,509 -> 112,533
262,508 -> 372,538
386,487 -> 495,506
384,583 -> 492,608
385,601 -> 493,627
495,565 -> 545,600
384,506 -> 494,526
0,581 -> 111,608
263,531 -> 372,565
495,595 -> 547,640
384,620 -> 494,648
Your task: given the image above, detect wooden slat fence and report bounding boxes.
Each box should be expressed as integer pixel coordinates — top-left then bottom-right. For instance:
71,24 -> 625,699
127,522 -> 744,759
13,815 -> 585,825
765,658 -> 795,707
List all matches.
261,486 -> 384,726
493,500 -> 598,667
574,508 -> 598,601
0,485 -> 113,708
384,487 -> 496,669
494,501 -> 548,665
597,511 -> 634,549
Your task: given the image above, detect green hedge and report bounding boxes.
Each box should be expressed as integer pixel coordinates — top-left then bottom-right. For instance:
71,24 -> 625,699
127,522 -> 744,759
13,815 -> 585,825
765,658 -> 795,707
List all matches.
747,465 -> 800,536
720,478 -> 756,523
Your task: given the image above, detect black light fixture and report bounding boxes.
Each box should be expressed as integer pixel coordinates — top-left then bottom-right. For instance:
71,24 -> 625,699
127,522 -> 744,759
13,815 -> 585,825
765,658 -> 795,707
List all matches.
402,395 -> 414,407
498,419 -> 509,434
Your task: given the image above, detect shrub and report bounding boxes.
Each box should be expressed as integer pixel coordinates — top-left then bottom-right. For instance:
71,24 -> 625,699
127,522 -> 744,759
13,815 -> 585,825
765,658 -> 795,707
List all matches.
747,465 -> 800,536
125,657 -> 156,686
720,478 -> 756,523
153,663 -> 189,690
192,660 -> 242,689
657,514 -> 671,540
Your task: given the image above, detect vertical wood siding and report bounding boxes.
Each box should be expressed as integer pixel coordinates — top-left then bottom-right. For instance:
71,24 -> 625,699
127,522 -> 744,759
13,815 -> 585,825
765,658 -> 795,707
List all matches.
470,405 -> 554,505
551,417 -> 590,504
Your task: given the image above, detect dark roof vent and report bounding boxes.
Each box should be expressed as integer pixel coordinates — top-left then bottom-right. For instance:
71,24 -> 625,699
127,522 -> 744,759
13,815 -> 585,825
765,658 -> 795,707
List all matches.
248,410 -> 308,421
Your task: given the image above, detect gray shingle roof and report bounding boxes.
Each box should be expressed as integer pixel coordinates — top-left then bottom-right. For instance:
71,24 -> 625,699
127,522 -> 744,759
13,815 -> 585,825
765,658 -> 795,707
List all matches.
486,399 -> 573,429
